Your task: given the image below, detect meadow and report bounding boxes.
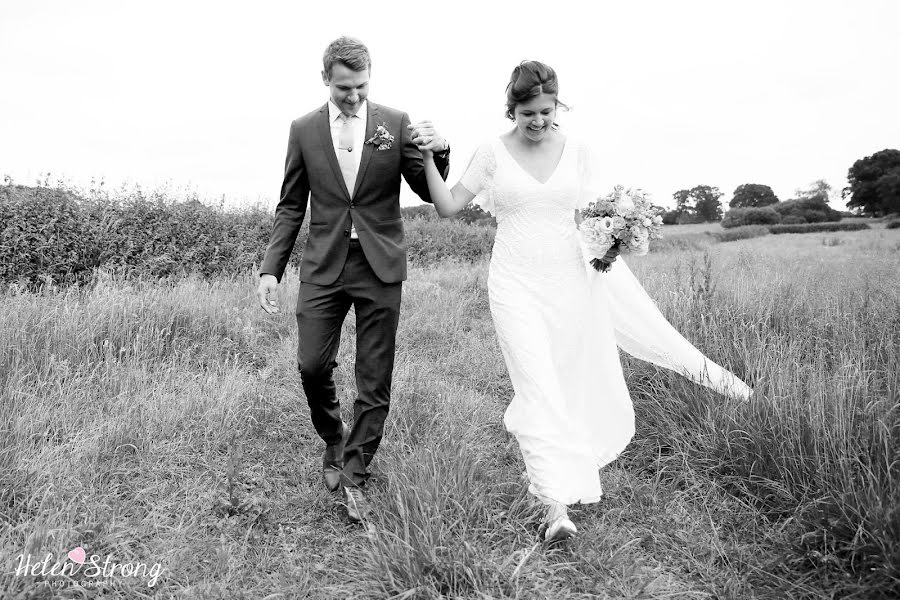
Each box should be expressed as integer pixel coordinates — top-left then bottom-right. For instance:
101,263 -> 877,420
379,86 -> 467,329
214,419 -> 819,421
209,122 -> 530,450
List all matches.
1,217 -> 899,598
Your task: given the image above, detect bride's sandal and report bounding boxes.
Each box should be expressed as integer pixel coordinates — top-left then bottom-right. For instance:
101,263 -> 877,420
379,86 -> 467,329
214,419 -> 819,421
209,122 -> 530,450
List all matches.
545,515 -> 577,544
542,502 -> 577,544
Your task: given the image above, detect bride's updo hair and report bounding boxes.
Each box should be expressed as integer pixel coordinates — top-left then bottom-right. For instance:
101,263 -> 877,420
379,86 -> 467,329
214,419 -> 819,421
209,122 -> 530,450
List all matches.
505,60 -> 569,120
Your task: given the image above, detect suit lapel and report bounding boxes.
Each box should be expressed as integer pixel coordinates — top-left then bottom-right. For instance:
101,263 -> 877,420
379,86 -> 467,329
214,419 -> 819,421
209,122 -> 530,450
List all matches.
317,104 -> 352,200
352,102 -> 379,198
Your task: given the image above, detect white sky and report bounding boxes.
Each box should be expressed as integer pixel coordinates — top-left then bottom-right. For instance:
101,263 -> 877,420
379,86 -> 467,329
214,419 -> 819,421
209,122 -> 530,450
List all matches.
1,0 -> 898,210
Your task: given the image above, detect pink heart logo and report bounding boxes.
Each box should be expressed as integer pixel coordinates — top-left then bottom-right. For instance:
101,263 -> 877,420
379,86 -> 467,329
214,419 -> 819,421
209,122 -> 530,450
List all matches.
67,547 -> 86,564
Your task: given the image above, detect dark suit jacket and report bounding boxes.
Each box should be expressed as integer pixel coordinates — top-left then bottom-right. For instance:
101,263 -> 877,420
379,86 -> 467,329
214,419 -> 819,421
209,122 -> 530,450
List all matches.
260,101 -> 450,285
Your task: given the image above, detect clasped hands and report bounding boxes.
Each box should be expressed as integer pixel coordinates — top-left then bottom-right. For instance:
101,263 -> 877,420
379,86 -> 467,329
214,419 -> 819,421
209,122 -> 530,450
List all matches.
408,121 -> 448,157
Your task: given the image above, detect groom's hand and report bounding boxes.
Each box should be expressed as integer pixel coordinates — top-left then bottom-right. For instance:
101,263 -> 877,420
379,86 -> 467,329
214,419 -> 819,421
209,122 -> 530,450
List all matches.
257,274 -> 279,314
408,120 -> 448,153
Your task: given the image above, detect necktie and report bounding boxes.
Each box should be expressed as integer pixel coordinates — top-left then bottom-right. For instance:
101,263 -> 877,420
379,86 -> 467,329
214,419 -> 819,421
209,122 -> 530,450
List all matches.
337,114 -> 357,197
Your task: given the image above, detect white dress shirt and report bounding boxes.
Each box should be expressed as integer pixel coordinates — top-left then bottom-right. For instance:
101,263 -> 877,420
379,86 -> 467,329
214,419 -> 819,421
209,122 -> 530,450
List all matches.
328,99 -> 367,175
328,100 -> 366,239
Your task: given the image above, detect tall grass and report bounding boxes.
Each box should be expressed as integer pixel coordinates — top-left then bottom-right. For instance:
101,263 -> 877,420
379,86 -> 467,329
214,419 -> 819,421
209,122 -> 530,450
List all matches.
1,221 -> 898,597
623,233 -> 900,593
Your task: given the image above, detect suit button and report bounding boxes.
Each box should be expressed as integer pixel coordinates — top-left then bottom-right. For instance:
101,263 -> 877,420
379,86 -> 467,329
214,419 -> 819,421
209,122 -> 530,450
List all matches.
343,230 -> 349,236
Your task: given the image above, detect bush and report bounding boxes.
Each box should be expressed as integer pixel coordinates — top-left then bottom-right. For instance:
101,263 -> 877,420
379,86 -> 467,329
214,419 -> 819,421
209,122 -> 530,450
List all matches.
769,222 -> 870,234
710,225 -> 771,242
781,215 -> 806,225
676,212 -> 707,225
400,204 -> 438,221
401,203 -> 496,226
661,209 -> 680,225
455,203 -> 497,226
885,219 -> 900,229
773,197 -> 842,223
404,217 -> 495,264
0,183 -> 296,286
0,185 -> 100,284
721,207 -> 781,228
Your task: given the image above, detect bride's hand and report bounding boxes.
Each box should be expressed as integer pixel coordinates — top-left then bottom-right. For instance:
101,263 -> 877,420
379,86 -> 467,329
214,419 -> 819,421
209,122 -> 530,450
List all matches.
409,120 -> 446,160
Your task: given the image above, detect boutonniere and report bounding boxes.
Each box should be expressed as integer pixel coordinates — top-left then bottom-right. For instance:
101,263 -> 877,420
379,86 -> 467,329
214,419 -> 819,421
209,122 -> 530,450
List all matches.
365,122 -> 395,150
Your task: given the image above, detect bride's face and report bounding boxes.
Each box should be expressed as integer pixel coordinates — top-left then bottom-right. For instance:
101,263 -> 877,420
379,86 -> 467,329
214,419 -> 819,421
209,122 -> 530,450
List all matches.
513,93 -> 557,142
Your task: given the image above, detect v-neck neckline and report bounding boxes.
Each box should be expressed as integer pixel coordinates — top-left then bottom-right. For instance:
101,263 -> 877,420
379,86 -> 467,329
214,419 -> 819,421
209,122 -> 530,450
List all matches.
498,136 -> 568,185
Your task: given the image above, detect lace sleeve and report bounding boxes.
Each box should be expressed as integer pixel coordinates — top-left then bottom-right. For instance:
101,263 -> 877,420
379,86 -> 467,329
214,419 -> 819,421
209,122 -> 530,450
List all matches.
576,142 -> 601,210
459,143 -> 497,215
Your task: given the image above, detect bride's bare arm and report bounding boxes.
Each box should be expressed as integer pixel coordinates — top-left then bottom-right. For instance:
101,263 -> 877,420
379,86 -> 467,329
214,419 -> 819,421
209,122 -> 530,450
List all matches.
422,150 -> 476,217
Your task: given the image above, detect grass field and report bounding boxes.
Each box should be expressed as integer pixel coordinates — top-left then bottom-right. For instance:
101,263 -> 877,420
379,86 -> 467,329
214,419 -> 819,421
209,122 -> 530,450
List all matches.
1,224 -> 899,598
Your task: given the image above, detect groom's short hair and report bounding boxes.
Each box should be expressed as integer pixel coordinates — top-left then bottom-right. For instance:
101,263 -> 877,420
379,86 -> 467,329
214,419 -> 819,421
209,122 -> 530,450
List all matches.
323,37 -> 371,77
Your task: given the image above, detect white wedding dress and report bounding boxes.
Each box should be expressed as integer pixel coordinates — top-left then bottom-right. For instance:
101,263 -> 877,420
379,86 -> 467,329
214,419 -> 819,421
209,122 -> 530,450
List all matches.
459,137 -> 752,505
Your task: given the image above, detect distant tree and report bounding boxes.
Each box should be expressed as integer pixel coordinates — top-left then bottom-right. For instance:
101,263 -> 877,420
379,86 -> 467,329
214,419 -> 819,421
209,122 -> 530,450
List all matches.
796,179 -> 833,203
729,183 -> 779,208
673,185 -> 724,222
672,189 -> 692,215
843,149 -> 900,216
695,194 -> 724,222
875,170 -> 900,215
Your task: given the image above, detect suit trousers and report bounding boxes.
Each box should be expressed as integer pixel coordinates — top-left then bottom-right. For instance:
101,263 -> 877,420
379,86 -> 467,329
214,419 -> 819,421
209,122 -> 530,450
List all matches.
296,240 -> 402,487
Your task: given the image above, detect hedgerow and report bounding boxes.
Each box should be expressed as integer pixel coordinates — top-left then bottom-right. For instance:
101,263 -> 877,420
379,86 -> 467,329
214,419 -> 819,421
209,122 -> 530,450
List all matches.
769,222 -> 870,234
1,183 -> 494,287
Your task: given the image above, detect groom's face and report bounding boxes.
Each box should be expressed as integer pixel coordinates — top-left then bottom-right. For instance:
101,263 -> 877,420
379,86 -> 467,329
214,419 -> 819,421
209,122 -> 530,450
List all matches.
322,63 -> 370,117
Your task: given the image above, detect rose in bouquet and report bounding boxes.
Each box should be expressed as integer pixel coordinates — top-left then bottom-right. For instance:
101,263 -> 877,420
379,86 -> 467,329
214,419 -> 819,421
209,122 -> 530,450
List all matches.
578,186 -> 663,272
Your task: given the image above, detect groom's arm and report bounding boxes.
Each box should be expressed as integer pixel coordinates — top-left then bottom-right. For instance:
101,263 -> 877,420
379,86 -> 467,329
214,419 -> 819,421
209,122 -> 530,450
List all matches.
399,112 -> 449,204
260,120 -> 310,282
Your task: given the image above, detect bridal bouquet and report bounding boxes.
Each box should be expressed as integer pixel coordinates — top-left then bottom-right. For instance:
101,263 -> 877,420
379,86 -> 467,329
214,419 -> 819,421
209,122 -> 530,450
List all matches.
578,186 -> 664,272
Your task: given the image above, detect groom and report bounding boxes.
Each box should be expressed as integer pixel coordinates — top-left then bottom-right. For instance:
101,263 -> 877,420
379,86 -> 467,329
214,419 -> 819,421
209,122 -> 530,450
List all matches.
256,37 -> 450,522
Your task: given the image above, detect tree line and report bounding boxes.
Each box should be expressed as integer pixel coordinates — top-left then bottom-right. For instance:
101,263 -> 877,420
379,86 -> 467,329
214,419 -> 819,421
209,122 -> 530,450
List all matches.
659,148 -> 900,224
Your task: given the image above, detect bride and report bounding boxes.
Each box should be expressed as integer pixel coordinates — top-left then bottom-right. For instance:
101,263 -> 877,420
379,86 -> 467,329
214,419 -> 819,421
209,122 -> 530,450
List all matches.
415,61 -> 752,543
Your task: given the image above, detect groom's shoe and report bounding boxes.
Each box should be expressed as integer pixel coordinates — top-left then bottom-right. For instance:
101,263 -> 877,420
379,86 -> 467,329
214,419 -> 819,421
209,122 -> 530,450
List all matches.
342,485 -> 369,523
322,423 -> 349,492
